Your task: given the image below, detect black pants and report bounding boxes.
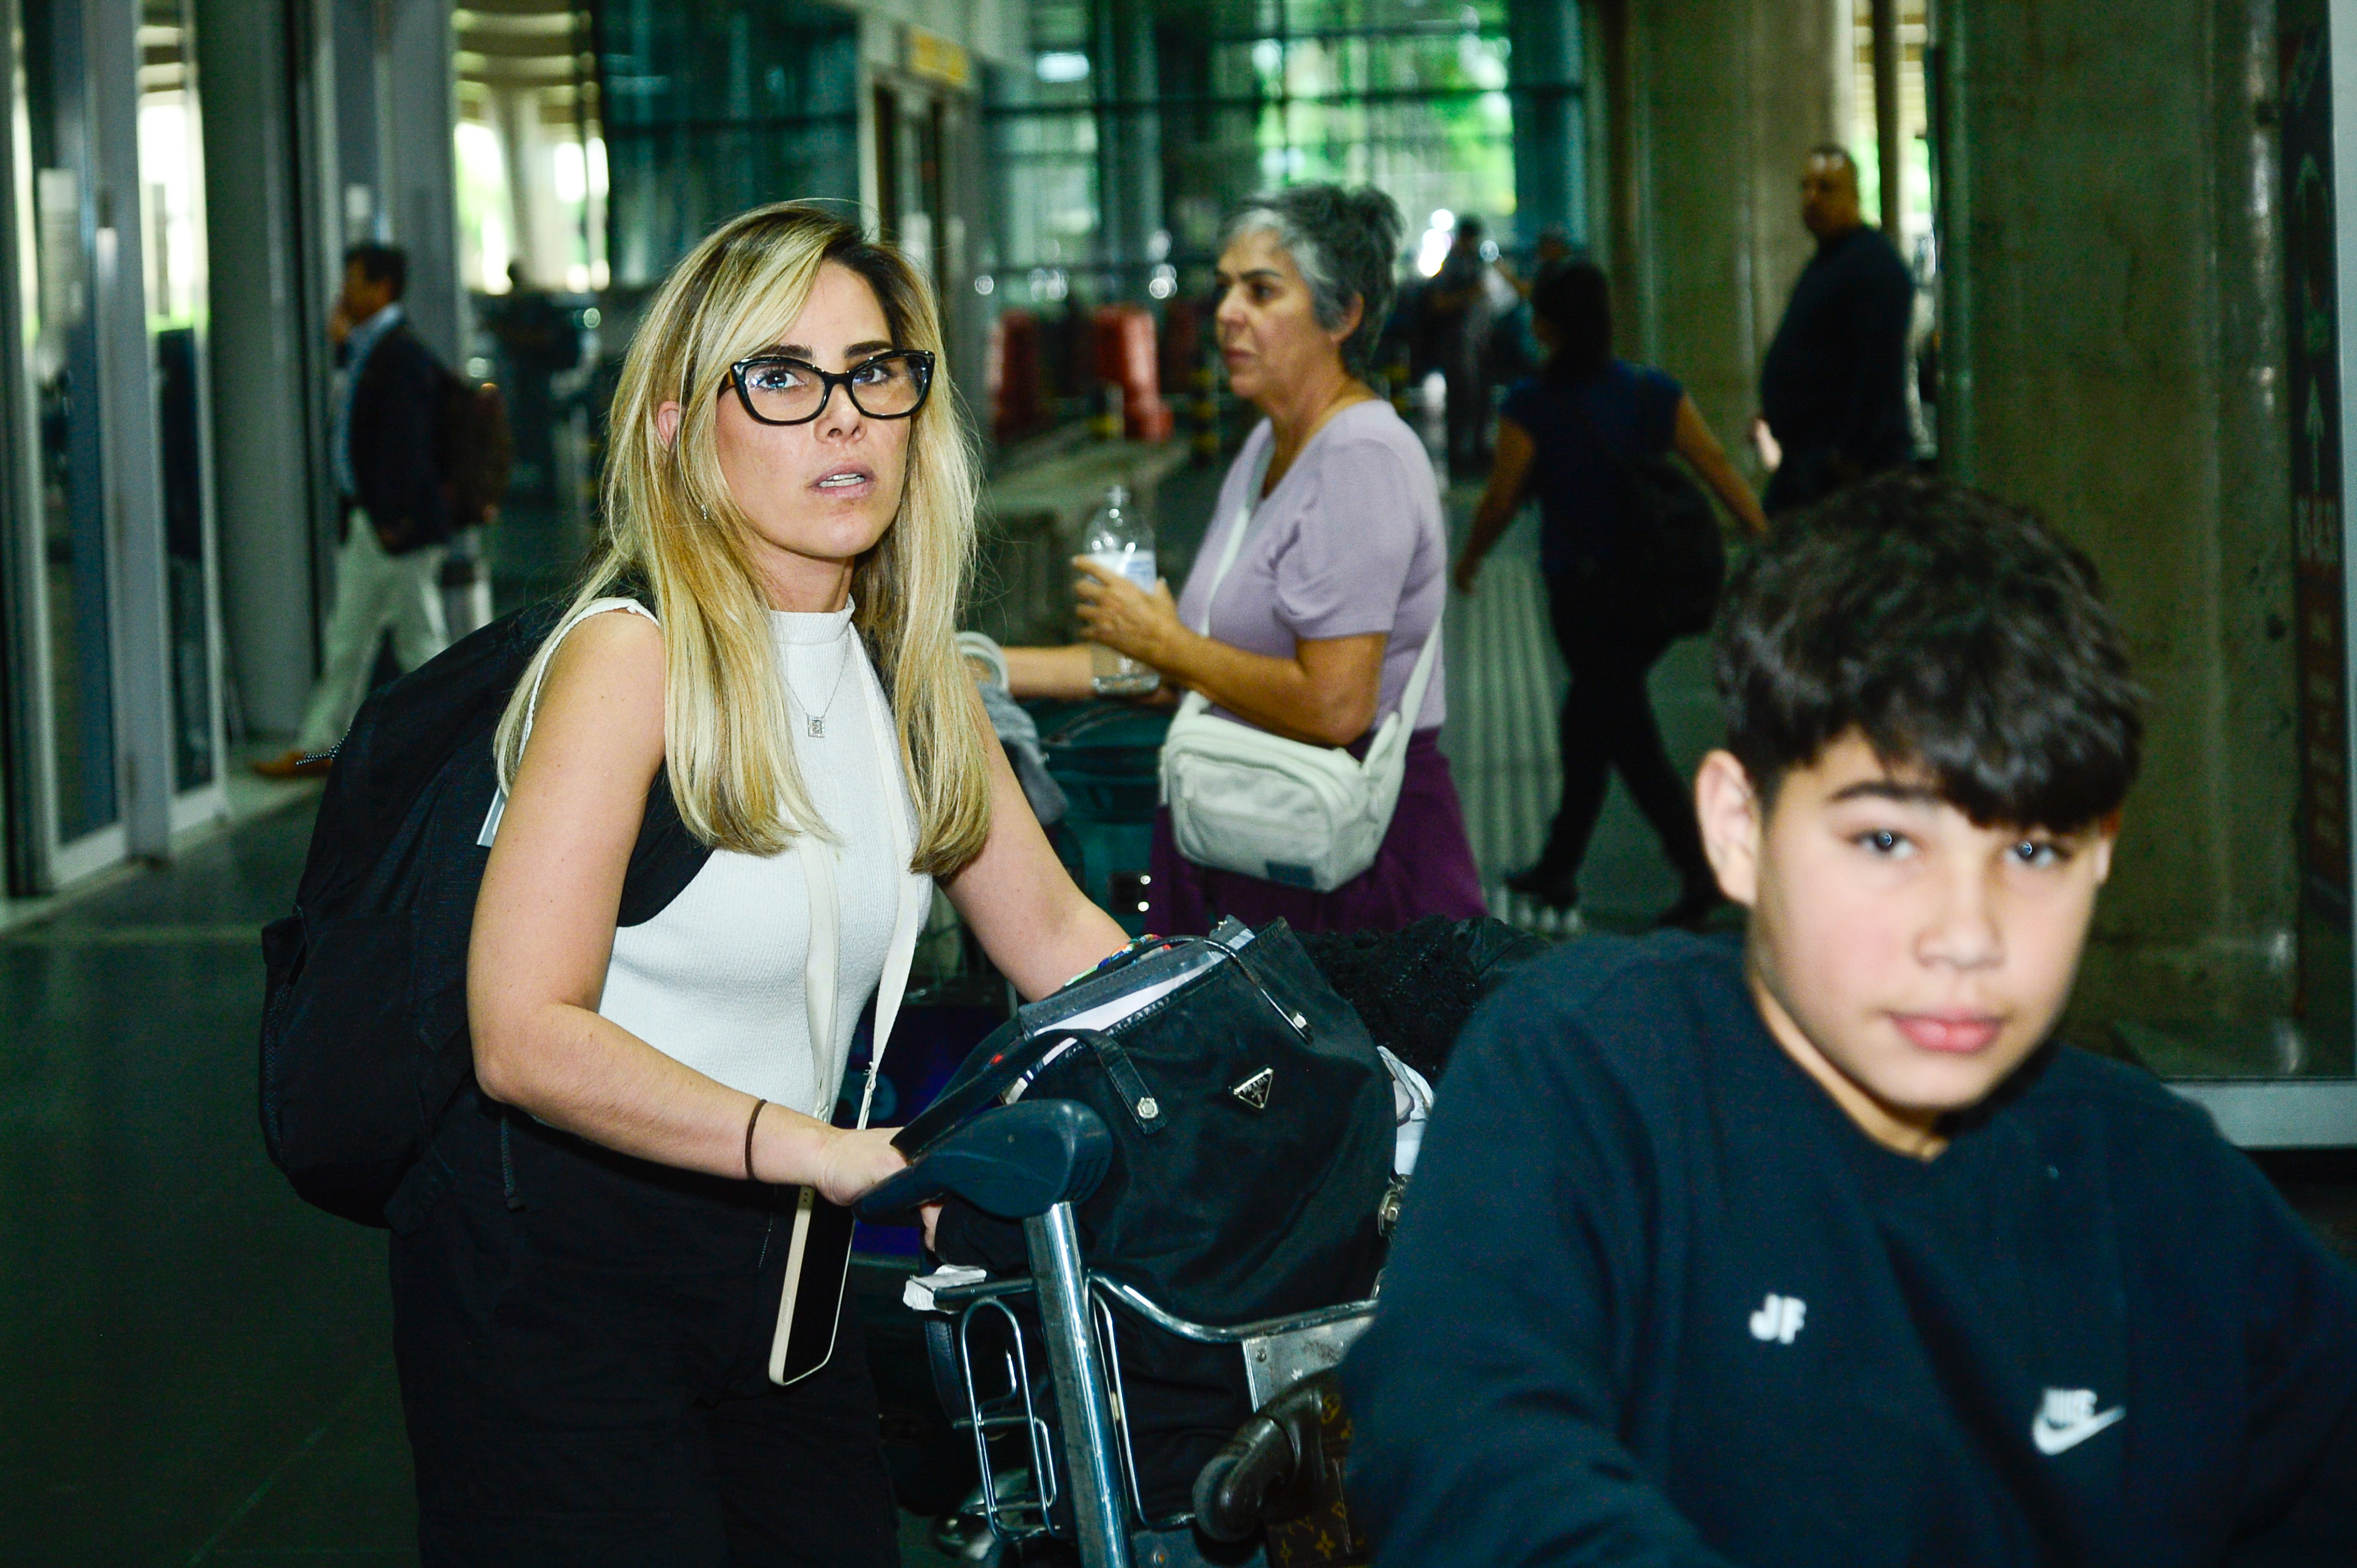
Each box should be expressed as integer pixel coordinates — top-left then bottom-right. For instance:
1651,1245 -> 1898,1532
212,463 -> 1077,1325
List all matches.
1443,354 -> 1492,474
390,1094 -> 900,1567
1532,577 -> 1713,898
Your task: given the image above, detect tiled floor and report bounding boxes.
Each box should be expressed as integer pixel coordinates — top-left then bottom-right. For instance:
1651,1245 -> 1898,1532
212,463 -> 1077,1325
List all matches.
0,800 -> 400,1565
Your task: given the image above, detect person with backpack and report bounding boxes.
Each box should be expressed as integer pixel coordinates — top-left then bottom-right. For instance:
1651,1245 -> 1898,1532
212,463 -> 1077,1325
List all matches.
392,204 -> 1129,1563
255,244 -> 457,779
1452,261 -> 1766,927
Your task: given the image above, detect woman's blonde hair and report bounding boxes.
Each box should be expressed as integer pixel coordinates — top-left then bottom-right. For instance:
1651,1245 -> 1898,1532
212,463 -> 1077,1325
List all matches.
495,201 -> 990,874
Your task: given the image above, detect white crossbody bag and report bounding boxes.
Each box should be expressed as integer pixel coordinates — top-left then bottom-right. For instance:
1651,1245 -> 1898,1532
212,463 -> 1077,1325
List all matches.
1158,443 -> 1442,893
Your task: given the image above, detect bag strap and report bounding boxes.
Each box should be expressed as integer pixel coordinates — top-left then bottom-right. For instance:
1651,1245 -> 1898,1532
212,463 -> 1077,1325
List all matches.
892,1015 -> 1071,1152
1194,430 -> 1279,636
478,596 -> 658,848
1392,601 -> 1444,733
524,597 -> 657,741
1181,432 -> 1442,734
1051,1027 -> 1167,1136
851,642 -> 925,1130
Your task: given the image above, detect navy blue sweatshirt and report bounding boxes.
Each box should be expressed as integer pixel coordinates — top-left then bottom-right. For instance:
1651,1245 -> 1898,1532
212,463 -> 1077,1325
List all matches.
1757,224 -> 1914,471
1343,934 -> 2357,1567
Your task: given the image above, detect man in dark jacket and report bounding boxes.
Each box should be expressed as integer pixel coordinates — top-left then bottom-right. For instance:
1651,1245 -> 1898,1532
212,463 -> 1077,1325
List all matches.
1752,146 -> 1915,513
256,244 -> 450,777
1344,474 -> 2357,1567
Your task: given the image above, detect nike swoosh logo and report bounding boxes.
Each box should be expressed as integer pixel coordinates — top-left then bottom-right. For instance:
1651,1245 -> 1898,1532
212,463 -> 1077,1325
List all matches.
2032,1404 -> 2126,1455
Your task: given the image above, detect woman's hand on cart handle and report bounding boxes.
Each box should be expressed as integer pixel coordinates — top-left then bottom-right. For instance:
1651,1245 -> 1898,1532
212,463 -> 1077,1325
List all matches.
809,1125 -> 911,1207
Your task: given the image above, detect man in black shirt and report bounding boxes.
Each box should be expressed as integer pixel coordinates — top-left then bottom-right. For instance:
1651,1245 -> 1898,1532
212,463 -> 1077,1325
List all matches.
1754,146 -> 1915,512
1345,474 -> 2357,1566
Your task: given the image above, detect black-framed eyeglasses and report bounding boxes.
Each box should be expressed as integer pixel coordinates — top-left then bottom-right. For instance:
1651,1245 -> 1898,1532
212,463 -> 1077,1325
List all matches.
722,349 -> 934,426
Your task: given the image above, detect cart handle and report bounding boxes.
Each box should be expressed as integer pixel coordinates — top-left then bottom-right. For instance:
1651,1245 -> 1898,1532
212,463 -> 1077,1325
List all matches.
856,1099 -> 1113,1222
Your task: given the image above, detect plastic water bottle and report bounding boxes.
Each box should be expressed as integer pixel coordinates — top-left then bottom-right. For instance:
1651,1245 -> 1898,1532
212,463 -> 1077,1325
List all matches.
1081,485 -> 1161,696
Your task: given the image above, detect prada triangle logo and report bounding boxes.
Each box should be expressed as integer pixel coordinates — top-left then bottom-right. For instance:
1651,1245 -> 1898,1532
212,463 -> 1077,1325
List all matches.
1230,1067 -> 1274,1111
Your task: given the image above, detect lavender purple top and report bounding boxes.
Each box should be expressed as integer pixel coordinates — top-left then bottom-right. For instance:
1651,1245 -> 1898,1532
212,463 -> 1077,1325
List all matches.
1175,401 -> 1449,733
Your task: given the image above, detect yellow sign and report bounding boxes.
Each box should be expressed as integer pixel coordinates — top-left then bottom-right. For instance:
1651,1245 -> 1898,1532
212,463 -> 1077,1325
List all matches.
906,27 -> 971,90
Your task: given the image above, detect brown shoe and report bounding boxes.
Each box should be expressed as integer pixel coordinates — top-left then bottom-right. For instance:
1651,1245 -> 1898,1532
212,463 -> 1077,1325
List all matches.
252,748 -> 332,780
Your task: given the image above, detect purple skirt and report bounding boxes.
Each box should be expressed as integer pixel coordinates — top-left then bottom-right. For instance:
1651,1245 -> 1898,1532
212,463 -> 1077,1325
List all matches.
1146,727 -> 1487,937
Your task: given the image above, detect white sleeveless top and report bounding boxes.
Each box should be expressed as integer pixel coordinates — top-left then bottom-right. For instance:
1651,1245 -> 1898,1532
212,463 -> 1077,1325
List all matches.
484,597 -> 931,1122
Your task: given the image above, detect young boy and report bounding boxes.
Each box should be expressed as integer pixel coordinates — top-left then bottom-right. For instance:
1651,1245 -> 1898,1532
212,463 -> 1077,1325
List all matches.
1342,474 -> 2357,1566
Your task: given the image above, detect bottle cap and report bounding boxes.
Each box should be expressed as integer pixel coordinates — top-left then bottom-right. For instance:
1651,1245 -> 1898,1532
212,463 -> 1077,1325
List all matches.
1106,484 -> 1129,507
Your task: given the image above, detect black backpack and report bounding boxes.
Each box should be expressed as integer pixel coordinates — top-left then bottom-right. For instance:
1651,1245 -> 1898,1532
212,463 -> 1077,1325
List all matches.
436,369 -> 514,532
258,597 -> 709,1228
1564,382 -> 1727,639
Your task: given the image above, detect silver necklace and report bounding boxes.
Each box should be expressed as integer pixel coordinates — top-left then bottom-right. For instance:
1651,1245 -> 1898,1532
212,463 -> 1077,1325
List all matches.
784,630 -> 853,738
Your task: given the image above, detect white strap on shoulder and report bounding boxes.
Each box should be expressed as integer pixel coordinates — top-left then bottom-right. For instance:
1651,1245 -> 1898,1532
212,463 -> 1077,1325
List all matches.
1195,429 -> 1278,636
478,596 -> 658,848
1395,601 -> 1444,730
520,597 -> 659,752
850,643 -> 925,1130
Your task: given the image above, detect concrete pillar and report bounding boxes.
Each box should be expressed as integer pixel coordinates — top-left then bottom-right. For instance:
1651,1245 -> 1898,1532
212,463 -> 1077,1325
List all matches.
87,0 -> 172,852
496,87 -> 570,290
1870,0 -> 1904,239
1603,0 -> 1845,476
384,0 -> 459,361
195,0 -> 319,736
1931,0 -> 2297,1033
1510,0 -> 1586,248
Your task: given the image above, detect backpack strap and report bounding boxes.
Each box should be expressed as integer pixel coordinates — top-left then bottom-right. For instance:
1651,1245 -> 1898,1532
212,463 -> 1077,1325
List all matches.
520,597 -> 659,751
477,597 -> 658,848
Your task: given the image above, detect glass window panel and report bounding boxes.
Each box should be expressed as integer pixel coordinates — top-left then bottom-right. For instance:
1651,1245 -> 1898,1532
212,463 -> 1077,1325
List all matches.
599,0 -> 860,288
23,0 -> 118,841
980,0 -> 1526,284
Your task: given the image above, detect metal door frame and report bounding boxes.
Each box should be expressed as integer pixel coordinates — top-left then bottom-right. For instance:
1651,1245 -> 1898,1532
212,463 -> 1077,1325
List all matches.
148,0 -> 227,835
0,0 -> 211,893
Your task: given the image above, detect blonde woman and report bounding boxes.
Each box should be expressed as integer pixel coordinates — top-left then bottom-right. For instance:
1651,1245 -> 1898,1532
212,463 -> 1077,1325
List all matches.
396,203 -> 1126,1564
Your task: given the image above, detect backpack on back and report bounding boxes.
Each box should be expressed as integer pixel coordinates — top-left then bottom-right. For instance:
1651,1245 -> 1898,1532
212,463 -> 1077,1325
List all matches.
259,598 -> 709,1228
1560,379 -> 1726,640
1605,451 -> 1724,638
436,371 -> 514,532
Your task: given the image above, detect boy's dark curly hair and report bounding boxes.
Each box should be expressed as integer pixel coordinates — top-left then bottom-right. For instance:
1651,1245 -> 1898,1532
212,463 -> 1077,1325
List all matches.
1715,471 -> 2144,830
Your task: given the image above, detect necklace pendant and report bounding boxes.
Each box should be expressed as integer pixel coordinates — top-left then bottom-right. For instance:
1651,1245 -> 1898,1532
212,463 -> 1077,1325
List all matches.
806,716 -> 825,738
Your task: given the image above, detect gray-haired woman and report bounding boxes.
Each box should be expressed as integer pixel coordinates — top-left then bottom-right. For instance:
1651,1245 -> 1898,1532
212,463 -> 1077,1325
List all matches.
1026,184 -> 1484,935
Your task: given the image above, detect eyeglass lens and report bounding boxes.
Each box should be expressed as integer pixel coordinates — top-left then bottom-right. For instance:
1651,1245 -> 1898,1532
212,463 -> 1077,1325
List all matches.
739,354 -> 926,423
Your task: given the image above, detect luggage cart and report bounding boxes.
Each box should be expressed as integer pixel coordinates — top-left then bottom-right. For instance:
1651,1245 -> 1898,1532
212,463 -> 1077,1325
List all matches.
857,1100 -> 1375,1568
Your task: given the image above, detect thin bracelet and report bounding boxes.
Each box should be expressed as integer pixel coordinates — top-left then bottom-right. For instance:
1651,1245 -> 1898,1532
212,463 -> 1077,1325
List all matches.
743,1097 -> 768,1183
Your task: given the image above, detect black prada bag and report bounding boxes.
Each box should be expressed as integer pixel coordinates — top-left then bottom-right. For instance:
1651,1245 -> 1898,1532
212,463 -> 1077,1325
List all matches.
910,917 -> 1396,1332
909,919 -> 1394,1520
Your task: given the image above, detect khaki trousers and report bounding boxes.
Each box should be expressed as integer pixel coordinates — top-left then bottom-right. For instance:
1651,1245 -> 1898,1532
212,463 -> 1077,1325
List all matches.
295,511 -> 448,753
